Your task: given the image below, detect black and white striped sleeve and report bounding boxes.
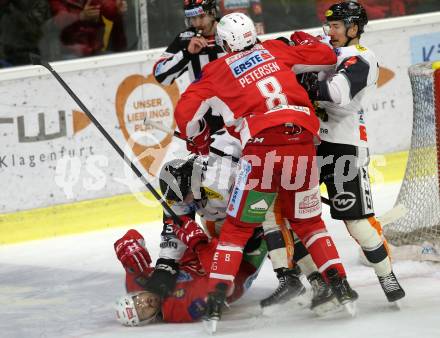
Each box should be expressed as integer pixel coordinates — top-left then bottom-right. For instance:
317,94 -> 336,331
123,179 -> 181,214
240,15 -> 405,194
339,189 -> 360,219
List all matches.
153,36 -> 191,85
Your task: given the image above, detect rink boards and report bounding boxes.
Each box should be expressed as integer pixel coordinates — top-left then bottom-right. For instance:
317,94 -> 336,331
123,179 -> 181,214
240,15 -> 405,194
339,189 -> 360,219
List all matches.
0,151 -> 408,244
2,12 -> 440,243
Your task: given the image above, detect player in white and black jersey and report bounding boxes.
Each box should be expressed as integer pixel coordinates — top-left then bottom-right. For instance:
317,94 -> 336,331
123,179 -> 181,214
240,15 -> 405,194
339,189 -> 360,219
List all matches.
153,0 -> 227,133
299,1 -> 405,305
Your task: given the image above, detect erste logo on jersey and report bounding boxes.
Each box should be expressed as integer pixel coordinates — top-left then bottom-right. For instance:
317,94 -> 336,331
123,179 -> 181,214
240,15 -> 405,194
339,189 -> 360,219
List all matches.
227,49 -> 275,78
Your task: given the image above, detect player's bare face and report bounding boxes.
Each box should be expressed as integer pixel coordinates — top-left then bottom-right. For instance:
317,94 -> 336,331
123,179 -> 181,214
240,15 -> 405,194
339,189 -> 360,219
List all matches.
325,21 -> 348,48
189,14 -> 216,36
133,292 -> 161,322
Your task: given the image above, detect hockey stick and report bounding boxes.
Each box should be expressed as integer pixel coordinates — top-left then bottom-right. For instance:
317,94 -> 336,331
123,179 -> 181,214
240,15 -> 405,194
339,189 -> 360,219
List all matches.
144,118 -> 240,162
144,118 -> 409,221
376,203 -> 407,226
143,118 -> 337,206
29,54 -> 182,225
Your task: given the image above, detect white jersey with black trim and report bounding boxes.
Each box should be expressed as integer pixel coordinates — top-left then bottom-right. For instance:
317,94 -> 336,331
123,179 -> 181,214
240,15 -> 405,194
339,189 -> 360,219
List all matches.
159,131 -> 240,261
317,44 -> 378,147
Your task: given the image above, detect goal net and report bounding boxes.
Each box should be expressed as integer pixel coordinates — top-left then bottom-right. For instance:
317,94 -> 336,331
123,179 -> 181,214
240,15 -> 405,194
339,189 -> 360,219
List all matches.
383,61 -> 440,262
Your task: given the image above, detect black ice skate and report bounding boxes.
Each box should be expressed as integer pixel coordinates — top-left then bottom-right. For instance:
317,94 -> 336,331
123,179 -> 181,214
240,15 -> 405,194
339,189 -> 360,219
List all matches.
203,283 -> 228,334
260,266 -> 306,308
308,272 -> 341,316
378,271 -> 405,306
326,268 -> 358,317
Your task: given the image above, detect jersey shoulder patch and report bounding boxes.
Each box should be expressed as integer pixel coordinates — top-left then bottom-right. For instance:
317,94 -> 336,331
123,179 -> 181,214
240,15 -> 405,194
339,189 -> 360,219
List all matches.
336,55 -> 370,99
203,187 -> 224,200
188,298 -> 207,320
355,44 -> 368,52
341,56 -> 360,69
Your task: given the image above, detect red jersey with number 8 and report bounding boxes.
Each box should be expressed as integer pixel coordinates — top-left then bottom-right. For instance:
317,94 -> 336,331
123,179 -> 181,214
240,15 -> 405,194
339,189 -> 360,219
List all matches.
174,39 -> 337,146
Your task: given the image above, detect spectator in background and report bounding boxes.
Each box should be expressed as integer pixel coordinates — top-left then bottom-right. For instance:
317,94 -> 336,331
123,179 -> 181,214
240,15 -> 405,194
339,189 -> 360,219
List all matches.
0,0 -> 51,67
218,0 -> 265,34
49,0 -> 128,58
146,0 -> 185,48
405,0 -> 437,15
261,0 -> 320,33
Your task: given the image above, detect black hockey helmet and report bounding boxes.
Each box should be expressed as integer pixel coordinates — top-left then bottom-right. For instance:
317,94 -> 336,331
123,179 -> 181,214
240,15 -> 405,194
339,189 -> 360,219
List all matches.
325,1 -> 368,36
183,0 -> 217,18
159,157 -> 197,202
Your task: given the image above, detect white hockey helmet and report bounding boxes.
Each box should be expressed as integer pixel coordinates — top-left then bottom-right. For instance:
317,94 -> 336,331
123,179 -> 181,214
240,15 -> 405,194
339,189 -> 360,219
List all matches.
115,291 -> 161,326
216,13 -> 257,52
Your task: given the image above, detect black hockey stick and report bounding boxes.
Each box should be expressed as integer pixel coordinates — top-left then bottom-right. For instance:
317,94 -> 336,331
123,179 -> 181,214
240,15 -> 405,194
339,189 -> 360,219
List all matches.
143,118 -> 333,206
29,54 -> 182,225
144,118 -> 240,162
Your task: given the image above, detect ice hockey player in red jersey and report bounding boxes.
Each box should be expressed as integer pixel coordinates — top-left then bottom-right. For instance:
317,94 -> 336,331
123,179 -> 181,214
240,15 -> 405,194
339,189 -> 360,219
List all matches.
114,222 -> 266,325
173,12 -> 358,331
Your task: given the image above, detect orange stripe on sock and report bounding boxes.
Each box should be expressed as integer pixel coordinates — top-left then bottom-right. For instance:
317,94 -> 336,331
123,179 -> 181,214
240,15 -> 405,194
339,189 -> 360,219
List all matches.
368,216 -> 391,258
275,197 -> 295,268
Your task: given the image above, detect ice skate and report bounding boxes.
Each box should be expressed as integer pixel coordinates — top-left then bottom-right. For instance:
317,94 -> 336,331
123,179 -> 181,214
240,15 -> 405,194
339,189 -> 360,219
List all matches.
326,269 -> 358,317
203,284 -> 228,334
378,271 -> 405,309
308,272 -> 341,316
260,266 -> 306,308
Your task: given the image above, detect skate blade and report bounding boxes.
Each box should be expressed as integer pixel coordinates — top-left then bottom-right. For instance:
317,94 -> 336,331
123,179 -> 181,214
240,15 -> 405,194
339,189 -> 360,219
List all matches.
203,318 -> 218,335
312,298 -> 342,317
343,301 -> 357,317
291,290 -> 310,308
260,286 -> 307,309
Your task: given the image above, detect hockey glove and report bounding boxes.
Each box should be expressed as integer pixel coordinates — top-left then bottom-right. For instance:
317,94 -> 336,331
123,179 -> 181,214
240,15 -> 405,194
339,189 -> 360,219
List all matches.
187,120 -> 211,156
297,72 -> 320,101
173,217 -> 208,251
114,229 -> 152,274
290,31 -> 321,46
142,258 -> 179,298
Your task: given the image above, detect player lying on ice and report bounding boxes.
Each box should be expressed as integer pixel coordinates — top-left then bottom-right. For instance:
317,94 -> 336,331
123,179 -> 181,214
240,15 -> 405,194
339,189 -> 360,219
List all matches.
114,222 -> 266,325
113,132 -> 308,325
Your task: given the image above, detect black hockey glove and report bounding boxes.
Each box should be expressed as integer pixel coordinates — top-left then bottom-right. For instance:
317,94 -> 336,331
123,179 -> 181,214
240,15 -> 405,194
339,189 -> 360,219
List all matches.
297,72 -> 320,100
140,258 -> 179,298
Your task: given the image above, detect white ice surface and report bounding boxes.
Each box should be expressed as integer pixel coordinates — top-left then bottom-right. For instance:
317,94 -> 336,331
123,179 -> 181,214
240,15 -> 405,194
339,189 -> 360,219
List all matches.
1,183 -> 439,338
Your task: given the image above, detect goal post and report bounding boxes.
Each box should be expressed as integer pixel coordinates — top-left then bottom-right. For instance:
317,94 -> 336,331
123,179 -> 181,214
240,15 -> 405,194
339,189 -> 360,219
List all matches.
383,61 -> 440,262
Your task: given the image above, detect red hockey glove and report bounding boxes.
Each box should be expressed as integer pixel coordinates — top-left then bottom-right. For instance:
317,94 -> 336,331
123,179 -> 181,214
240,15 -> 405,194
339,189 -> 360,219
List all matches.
290,31 -> 320,46
114,229 -> 152,274
172,217 -> 208,251
187,121 -> 211,156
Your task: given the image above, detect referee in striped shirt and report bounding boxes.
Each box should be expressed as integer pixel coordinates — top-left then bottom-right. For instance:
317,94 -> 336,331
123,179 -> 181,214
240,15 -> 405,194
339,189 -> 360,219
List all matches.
153,0 -> 227,133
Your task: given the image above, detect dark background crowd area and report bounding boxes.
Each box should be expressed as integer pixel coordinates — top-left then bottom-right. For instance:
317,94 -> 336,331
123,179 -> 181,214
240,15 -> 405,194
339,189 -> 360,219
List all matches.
0,0 -> 439,69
